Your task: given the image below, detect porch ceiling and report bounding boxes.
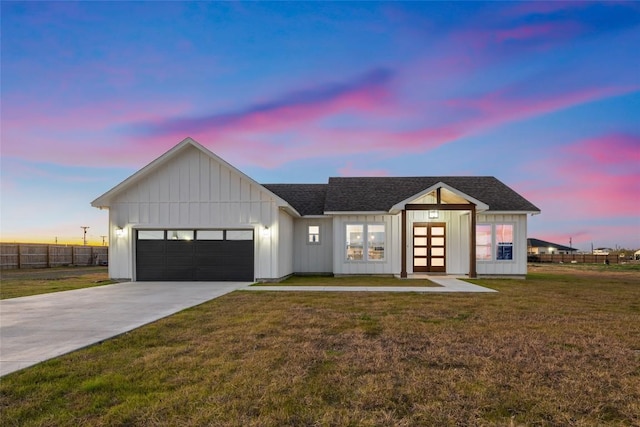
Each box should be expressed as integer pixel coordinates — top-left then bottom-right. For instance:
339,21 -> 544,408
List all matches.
390,182 -> 489,213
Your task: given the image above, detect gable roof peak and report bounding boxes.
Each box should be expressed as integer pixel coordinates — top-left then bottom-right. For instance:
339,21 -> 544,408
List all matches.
91,137 -> 298,215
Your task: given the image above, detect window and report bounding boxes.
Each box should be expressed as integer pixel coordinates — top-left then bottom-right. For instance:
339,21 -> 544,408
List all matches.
368,224 -> 385,260
476,225 -> 492,261
226,230 -> 253,240
308,225 -> 320,244
168,230 -> 193,241
346,225 -> 364,260
496,224 -> 513,260
346,224 -> 385,261
476,224 -> 514,261
197,230 -> 224,240
138,230 -> 164,240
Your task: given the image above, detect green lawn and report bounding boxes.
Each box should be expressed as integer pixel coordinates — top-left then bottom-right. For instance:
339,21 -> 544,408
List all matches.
0,267 -> 114,299
1,265 -> 639,426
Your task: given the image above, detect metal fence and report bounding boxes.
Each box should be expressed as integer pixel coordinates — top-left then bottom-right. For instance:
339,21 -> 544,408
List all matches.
528,253 -> 622,264
0,243 -> 108,270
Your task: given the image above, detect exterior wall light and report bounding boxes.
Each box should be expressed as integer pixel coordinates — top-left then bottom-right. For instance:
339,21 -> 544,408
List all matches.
261,226 -> 270,238
429,210 -> 439,219
115,227 -> 126,237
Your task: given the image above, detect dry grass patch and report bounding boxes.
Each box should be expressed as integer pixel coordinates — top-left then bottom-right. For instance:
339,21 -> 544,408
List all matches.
0,267 -> 114,299
253,275 -> 441,287
1,264 -> 639,426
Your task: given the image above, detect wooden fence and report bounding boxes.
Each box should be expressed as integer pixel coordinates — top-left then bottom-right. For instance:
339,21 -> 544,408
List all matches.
0,243 -> 108,270
528,253 -> 622,264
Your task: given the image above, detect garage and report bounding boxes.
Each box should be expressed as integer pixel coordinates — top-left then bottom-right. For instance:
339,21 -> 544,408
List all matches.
136,229 -> 254,281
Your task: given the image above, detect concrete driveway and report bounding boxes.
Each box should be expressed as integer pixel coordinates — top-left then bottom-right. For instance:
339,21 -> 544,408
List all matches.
0,281 -> 251,377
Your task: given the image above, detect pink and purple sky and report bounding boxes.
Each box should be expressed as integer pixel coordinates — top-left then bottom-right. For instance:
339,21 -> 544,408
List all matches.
1,1 -> 639,250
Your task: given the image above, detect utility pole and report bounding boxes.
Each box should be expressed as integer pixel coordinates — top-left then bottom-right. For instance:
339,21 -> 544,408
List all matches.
81,226 -> 90,246
100,235 -> 107,246
569,237 -> 572,250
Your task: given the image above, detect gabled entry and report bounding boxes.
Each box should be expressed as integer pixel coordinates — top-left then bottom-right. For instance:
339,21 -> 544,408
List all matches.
398,183 -> 488,278
413,222 -> 446,273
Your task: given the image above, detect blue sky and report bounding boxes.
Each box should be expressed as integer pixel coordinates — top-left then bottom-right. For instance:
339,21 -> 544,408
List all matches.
1,1 -> 639,250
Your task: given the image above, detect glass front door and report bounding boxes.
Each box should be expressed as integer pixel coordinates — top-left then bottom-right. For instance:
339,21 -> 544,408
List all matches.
413,222 -> 446,273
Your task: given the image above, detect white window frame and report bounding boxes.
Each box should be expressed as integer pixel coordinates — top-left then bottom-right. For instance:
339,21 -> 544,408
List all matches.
495,224 -> 514,261
475,224 -> 492,261
476,223 -> 516,262
307,225 -> 321,245
345,223 -> 386,262
367,223 -> 385,261
346,224 -> 364,261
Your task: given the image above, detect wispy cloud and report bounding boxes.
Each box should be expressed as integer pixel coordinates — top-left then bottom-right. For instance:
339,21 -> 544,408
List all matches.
1,98 -> 190,166
338,162 -> 389,176
493,22 -> 584,43
130,68 -> 394,137
523,133 -> 640,219
337,162 -> 390,177
441,84 -> 639,139
563,133 -> 640,168
142,81 -> 637,171
501,1 -> 591,19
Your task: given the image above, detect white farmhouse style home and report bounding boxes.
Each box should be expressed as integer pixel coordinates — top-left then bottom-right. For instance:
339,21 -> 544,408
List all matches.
92,137 -> 540,281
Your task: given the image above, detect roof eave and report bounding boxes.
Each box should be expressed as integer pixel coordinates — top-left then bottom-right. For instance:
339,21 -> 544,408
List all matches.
484,210 -> 541,215
324,211 -> 389,215
278,205 -> 302,217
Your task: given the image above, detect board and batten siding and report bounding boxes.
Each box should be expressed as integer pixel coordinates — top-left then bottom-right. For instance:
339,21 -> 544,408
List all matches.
406,210 -> 471,275
274,210 -> 294,280
293,218 -> 333,274
332,214 -> 401,275
107,145 -> 283,281
476,213 -> 528,276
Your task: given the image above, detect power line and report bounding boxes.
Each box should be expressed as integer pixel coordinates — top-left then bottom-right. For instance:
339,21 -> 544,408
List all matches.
81,226 -> 90,246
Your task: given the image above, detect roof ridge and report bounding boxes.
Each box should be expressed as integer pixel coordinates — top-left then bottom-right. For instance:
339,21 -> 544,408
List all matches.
263,183 -> 328,186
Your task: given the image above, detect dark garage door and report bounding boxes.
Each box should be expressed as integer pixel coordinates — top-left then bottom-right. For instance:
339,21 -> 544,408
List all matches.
136,229 -> 254,281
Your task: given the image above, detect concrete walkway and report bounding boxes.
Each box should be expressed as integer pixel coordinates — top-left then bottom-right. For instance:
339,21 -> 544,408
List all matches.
247,276 -> 497,293
0,281 -> 250,377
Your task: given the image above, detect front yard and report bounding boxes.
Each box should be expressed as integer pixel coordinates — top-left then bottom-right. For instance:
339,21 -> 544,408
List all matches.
1,264 -> 639,426
0,267 -> 113,299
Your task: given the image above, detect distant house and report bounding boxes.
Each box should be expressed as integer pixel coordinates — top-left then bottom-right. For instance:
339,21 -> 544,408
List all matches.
527,238 -> 577,255
593,248 -> 613,256
91,138 -> 541,282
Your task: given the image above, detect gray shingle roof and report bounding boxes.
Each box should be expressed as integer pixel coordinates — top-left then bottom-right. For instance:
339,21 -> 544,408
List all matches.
527,238 -> 576,252
263,184 -> 328,216
325,177 -> 539,212
265,177 -> 539,216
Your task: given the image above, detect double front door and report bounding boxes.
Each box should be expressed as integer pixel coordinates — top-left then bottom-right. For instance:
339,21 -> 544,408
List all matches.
413,222 -> 446,273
